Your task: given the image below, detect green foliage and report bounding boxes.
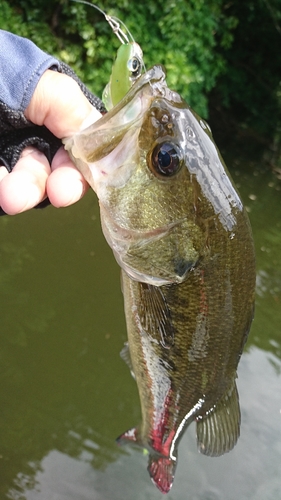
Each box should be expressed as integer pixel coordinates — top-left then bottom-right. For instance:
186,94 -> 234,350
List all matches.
209,0 -> 281,155
0,0 -> 280,151
0,0 -> 237,117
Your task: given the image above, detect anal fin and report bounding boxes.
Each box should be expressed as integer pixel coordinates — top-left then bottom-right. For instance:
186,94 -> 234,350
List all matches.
196,381 -> 241,457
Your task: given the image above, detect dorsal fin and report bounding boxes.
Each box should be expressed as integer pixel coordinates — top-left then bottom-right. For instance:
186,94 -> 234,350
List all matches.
196,380 -> 240,456
138,283 -> 174,349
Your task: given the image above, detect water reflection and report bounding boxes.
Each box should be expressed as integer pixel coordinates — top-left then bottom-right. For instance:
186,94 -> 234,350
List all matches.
0,193 -> 136,499
234,165 -> 281,361
4,348 -> 281,500
1,164 -> 281,499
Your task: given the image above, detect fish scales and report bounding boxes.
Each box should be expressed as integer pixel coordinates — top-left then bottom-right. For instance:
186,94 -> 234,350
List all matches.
64,65 -> 255,494
122,204 -> 254,421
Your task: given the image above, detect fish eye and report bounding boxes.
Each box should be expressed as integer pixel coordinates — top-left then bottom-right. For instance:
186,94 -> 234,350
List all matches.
127,56 -> 142,77
150,142 -> 182,177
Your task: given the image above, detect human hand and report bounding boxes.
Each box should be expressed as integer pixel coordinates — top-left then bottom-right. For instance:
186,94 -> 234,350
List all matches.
0,70 -> 102,215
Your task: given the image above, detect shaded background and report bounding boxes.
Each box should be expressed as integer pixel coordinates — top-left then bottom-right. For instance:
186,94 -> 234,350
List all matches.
1,0 -> 281,158
0,163 -> 280,500
0,1 -> 281,499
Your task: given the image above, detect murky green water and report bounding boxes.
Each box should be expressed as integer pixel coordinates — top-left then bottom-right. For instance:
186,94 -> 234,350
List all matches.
0,159 -> 280,500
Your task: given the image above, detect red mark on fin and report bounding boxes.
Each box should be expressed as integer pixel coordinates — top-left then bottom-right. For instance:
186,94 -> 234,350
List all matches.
148,455 -> 176,494
151,427 -> 176,457
116,427 -> 138,446
150,387 -> 176,457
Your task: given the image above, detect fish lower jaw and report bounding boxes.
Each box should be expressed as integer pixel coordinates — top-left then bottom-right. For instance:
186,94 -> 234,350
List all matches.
121,262 -> 175,286
113,249 -> 190,285
111,246 -> 193,287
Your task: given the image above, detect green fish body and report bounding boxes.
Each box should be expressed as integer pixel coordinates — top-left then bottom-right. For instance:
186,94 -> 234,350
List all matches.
64,66 -> 255,494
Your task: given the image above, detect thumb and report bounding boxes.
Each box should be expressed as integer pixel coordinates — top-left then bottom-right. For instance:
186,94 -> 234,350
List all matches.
24,69 -> 102,138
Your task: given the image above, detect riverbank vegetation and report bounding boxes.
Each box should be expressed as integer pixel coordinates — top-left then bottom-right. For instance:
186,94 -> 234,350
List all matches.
1,0 -> 281,164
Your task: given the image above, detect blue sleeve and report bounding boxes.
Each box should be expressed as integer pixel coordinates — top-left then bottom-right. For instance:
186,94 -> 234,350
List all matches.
0,29 -> 60,112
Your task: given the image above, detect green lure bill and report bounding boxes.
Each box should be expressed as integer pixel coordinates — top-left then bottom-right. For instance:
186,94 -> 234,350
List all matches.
102,42 -> 143,110
71,0 -> 144,110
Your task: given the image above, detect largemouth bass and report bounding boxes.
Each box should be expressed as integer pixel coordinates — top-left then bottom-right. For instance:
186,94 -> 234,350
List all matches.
64,65 -> 255,494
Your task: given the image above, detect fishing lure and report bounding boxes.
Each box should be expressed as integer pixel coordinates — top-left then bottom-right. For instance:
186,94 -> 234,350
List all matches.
71,0 -> 144,109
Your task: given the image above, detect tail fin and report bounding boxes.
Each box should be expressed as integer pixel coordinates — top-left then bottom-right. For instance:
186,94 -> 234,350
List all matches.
148,455 -> 177,494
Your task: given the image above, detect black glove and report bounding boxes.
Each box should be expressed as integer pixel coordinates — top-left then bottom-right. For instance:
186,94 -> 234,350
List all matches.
0,61 -> 106,215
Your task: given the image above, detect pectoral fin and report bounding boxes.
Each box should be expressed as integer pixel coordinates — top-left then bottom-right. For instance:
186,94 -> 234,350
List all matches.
196,381 -> 240,457
138,283 -> 174,348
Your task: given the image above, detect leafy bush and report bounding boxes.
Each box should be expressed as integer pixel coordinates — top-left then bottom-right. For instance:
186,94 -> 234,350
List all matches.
1,0 -> 280,155
209,0 -> 281,156
0,0 -> 236,117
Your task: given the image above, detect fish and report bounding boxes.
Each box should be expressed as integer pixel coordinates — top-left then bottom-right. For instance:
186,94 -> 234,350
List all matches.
63,65 -> 256,494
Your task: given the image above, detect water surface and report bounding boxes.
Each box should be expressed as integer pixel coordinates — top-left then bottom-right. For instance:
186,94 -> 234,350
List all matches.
0,160 -> 280,500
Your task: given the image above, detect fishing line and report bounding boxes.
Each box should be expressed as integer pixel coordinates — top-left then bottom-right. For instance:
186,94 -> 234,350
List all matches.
70,0 -> 136,45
